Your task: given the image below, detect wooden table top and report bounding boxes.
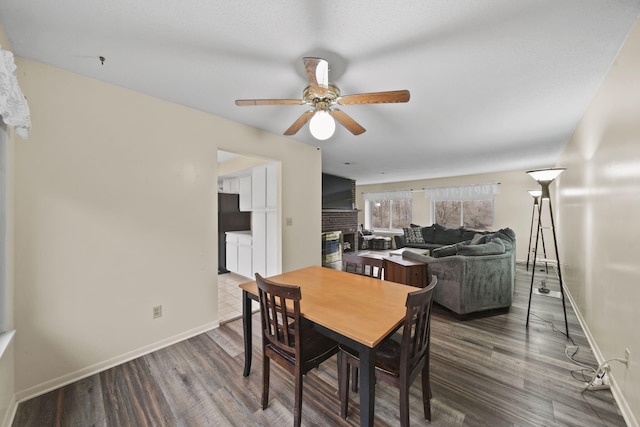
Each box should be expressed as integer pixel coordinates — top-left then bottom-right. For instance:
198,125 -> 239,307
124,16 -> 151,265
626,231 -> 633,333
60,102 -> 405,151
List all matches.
239,266 -> 413,348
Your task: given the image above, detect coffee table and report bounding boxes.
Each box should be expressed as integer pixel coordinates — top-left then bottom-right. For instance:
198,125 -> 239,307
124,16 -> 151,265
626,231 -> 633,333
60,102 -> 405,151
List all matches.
384,256 -> 428,287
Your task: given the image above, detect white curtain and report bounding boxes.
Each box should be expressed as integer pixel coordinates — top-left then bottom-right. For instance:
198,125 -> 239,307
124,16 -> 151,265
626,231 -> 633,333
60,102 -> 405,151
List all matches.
363,190 -> 412,202
0,48 -> 31,139
424,183 -> 499,201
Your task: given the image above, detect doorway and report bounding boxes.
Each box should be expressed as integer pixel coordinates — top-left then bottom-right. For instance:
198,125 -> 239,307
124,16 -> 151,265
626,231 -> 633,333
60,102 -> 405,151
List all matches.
217,150 -> 281,323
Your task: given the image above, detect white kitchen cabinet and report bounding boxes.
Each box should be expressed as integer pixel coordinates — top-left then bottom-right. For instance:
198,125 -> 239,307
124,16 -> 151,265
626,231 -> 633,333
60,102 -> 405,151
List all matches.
252,212 -> 266,276
266,163 -> 277,209
252,166 -> 267,210
239,175 -> 252,211
265,210 -> 278,276
251,162 -> 279,277
225,233 -> 239,273
250,211 -> 278,277
237,234 -> 253,278
222,178 -> 239,194
225,231 -> 252,278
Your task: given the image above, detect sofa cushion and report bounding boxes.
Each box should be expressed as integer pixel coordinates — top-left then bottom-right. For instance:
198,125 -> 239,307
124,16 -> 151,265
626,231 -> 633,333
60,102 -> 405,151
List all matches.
460,229 -> 478,241
456,239 -> 505,256
431,244 -> 458,258
421,224 -> 437,243
403,227 -> 424,244
433,225 -> 463,245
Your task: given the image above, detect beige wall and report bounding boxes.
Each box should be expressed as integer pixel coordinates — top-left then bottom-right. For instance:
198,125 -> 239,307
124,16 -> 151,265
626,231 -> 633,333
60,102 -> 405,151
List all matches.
556,17 -> 640,425
0,24 -> 17,427
356,169 -> 536,261
11,58 -> 321,400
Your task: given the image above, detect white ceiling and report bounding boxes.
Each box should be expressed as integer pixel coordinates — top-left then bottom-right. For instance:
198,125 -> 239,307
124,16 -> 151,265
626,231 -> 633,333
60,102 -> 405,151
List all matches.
1,1 -> 638,185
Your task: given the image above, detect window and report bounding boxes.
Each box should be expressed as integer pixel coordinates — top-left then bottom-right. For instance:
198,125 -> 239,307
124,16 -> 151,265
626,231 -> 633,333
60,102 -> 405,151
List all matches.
426,183 -> 498,231
434,200 -> 494,230
363,190 -> 412,231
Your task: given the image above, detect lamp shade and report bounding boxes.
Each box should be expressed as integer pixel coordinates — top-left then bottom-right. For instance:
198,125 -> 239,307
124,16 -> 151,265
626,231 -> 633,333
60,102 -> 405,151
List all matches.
309,111 -> 335,140
526,168 -> 566,183
528,190 -> 542,198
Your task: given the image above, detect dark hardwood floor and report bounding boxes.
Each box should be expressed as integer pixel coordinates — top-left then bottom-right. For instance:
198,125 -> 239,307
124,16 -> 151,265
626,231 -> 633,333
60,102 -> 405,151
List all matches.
13,263 -> 626,426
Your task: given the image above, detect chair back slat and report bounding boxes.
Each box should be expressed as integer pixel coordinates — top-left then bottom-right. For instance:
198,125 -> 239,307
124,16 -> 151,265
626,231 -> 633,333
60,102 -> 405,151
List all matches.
400,276 -> 437,375
257,274 -> 302,355
342,253 -> 385,279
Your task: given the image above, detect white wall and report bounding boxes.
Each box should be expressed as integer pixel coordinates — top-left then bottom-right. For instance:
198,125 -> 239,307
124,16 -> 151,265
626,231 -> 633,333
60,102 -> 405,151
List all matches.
556,17 -> 640,426
356,169 -> 535,261
12,58 -> 321,400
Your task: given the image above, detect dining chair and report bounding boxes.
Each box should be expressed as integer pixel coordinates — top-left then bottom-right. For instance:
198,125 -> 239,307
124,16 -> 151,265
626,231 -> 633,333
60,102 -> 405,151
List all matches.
255,273 -> 339,427
342,252 -> 385,279
338,275 -> 438,426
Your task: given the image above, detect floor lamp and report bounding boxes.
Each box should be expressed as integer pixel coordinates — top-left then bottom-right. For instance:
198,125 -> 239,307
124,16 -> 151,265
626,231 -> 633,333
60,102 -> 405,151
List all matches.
525,168 -> 570,338
526,190 -> 549,275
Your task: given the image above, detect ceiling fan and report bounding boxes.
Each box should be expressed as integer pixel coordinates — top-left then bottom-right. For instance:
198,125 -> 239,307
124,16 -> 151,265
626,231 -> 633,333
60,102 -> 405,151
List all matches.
235,57 -> 410,140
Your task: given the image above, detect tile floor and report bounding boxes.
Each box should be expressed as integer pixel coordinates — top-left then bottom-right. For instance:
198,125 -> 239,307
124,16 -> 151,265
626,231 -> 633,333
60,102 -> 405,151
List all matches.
218,272 -> 258,323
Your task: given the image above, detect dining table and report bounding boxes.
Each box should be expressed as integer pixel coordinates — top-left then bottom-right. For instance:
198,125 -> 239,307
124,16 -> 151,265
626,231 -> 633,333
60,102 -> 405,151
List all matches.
239,265 -> 414,427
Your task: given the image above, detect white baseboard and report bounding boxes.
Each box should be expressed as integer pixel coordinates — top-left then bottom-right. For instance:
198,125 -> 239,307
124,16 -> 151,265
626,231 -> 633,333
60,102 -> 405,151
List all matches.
15,320 -> 219,403
563,284 -> 638,427
1,396 -> 17,427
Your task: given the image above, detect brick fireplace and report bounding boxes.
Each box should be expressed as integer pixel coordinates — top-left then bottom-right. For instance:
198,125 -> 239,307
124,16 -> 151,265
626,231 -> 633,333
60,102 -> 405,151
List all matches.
322,209 -> 359,265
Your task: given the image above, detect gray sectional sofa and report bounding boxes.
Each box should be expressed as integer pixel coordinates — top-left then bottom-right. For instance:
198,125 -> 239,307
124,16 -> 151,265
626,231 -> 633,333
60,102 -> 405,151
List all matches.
396,225 -> 516,316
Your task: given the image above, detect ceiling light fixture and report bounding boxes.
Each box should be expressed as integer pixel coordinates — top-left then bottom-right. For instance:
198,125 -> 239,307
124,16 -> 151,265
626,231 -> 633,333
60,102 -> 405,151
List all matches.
309,110 -> 335,140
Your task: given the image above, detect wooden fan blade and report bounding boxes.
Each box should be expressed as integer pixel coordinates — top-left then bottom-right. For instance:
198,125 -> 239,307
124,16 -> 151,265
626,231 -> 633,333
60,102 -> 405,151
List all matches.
303,57 -> 329,96
337,90 -> 410,105
330,109 -> 366,135
284,110 -> 315,135
235,99 -> 304,106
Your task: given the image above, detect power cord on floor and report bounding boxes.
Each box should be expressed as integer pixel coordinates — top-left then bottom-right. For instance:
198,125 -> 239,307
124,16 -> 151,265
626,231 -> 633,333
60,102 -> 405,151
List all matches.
529,312 -> 602,389
528,311 -> 575,345
581,356 -> 629,393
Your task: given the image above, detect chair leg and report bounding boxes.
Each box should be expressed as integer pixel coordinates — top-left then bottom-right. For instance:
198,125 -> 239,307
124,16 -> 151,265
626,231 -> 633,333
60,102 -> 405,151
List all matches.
338,351 -> 350,419
399,381 -> 410,427
294,370 -> 303,427
262,356 -> 270,410
422,363 -> 432,421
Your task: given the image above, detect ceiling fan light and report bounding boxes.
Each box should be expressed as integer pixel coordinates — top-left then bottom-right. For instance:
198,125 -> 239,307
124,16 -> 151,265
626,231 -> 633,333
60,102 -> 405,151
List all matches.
309,111 -> 335,140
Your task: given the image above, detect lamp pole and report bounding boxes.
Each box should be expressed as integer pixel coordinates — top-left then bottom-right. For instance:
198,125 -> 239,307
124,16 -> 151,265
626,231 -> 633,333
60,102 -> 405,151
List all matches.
526,191 -> 548,273
525,169 -> 570,338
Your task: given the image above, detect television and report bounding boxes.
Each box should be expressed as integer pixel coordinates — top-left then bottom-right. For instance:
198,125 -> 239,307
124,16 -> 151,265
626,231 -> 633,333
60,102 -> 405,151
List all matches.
322,173 -> 354,210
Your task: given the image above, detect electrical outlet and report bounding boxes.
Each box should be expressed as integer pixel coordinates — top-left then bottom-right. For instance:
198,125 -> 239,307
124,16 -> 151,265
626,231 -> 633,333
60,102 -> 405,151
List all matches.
153,305 -> 162,319
286,217 -> 293,226
625,348 -> 631,365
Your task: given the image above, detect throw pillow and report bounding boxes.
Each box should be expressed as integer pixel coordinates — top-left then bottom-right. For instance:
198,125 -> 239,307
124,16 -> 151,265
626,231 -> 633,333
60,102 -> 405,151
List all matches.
460,229 -> 478,241
431,244 -> 458,258
456,240 -> 505,256
495,228 -> 516,244
421,225 -> 437,242
433,226 -> 463,245
403,227 -> 425,244
475,233 -> 493,245
470,233 -> 484,244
